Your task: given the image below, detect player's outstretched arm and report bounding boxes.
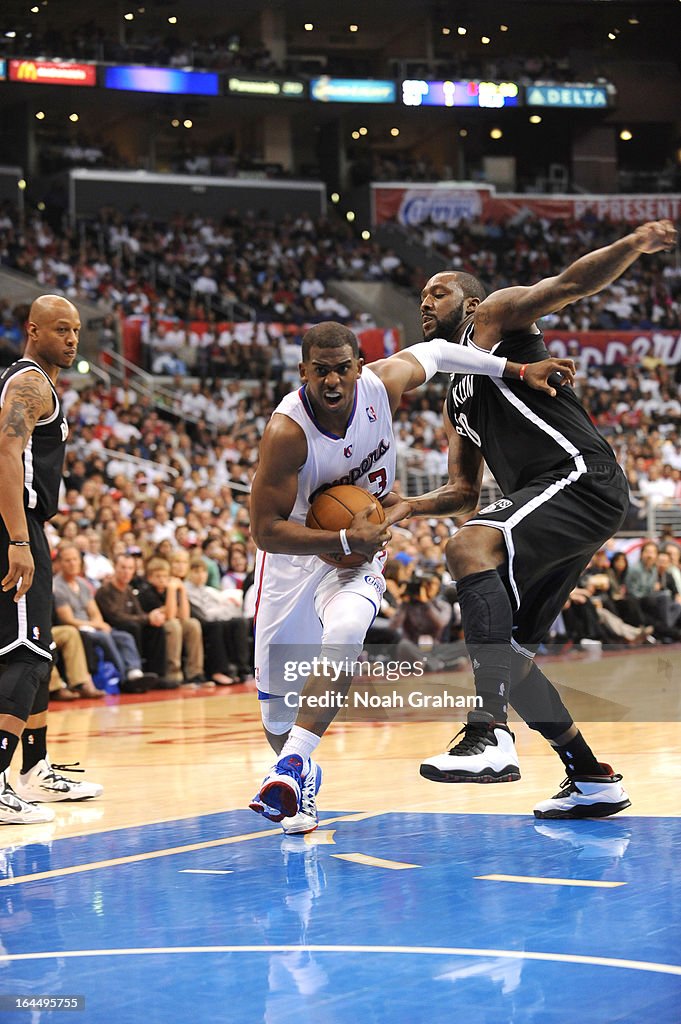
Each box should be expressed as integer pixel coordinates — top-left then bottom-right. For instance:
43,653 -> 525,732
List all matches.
372,345 -> 575,411
472,219 -> 677,344
251,414 -> 390,557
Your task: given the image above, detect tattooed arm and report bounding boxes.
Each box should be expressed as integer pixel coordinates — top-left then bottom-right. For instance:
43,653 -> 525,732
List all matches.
0,371 -> 54,600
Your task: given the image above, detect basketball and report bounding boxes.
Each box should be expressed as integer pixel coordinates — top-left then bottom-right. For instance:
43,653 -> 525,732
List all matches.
306,485 -> 385,567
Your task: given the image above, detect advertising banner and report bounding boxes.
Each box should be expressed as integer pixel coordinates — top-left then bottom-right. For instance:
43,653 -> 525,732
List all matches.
310,77 -> 396,103
372,184 -> 681,227
104,66 -> 219,95
544,331 -> 681,366
9,59 -> 96,86
402,79 -> 519,108
225,76 -> 306,98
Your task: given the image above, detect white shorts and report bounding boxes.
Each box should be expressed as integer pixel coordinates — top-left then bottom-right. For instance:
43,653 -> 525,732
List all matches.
253,549 -> 386,698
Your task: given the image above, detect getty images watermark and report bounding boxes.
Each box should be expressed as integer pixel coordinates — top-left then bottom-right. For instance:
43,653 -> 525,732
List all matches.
266,644 -> 483,723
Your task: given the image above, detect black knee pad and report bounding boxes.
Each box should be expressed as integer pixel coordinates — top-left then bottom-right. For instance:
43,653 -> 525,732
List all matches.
0,653 -> 51,721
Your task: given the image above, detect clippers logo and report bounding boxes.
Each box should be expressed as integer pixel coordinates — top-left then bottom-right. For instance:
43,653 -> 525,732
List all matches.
366,405 -> 377,423
364,574 -> 384,597
344,445 -> 353,458
478,499 -> 513,515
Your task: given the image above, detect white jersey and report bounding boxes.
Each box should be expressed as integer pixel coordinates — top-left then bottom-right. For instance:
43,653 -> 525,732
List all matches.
253,366 -> 393,704
274,365 -> 396,523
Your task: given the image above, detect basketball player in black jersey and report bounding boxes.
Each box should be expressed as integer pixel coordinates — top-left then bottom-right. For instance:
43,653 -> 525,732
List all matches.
0,295 -> 102,825
401,219 -> 676,818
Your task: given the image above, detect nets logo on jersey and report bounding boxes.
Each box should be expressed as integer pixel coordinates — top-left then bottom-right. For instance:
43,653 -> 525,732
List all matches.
478,499 -> 513,515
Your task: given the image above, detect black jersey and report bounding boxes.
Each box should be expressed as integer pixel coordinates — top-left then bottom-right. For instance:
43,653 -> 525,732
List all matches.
0,358 -> 68,520
445,323 -> 616,494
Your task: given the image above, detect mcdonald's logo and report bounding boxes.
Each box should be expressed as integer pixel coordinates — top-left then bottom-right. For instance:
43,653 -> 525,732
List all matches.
15,61 -> 38,81
9,59 -> 96,86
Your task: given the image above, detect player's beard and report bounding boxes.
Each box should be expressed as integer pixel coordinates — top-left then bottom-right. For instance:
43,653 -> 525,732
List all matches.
423,301 -> 465,342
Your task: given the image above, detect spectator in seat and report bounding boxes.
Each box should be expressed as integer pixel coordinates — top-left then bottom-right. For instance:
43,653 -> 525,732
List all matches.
50,623 -> 103,701
53,544 -> 157,692
95,553 -> 167,687
185,556 -> 253,684
137,556 -> 208,687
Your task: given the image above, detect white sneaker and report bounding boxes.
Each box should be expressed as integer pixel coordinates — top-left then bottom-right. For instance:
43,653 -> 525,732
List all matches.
14,759 -> 103,803
420,711 -> 521,783
0,770 -> 55,824
282,760 -> 322,835
533,763 -> 630,819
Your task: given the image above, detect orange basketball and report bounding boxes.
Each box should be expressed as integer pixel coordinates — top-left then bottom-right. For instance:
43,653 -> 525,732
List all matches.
306,485 -> 385,567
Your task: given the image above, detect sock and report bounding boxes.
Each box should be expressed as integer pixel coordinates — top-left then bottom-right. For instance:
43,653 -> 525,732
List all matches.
0,731 -> 20,775
551,730 -> 605,776
457,569 -> 513,722
21,726 -> 47,774
279,725 -> 320,770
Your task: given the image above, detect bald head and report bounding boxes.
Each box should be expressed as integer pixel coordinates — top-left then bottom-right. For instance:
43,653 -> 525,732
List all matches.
25,294 -> 81,374
29,294 -> 79,325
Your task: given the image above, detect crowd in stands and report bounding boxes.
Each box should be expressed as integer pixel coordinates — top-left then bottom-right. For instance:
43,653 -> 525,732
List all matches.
34,341 -> 679,701
2,198 -> 680,682
2,204 -> 680,340
414,214 -> 681,331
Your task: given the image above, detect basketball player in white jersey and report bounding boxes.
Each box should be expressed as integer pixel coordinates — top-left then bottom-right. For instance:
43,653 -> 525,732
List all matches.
249,321 -> 574,834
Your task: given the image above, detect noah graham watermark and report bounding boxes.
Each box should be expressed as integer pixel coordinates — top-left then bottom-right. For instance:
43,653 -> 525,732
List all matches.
284,687 -> 482,711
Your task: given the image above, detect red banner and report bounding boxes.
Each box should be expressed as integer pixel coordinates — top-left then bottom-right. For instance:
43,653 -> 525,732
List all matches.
9,59 -> 97,86
372,184 -> 681,227
544,330 -> 681,366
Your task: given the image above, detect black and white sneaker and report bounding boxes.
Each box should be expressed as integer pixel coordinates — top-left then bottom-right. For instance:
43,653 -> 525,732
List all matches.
420,711 -> 521,783
0,770 -> 55,824
533,763 -> 631,819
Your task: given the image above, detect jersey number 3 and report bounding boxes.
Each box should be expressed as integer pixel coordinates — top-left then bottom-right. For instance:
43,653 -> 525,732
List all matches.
368,468 -> 388,497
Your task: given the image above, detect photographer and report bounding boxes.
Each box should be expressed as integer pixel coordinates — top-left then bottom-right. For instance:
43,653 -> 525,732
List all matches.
392,572 -> 465,672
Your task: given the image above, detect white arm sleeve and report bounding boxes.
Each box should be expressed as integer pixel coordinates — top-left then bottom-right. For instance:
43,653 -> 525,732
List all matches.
405,338 -> 507,381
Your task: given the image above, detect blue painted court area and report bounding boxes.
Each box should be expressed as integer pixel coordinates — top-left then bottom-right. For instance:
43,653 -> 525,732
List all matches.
1,810 -> 680,1023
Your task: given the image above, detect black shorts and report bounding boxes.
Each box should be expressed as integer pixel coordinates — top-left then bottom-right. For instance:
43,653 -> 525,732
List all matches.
0,515 -> 54,661
463,461 -> 629,648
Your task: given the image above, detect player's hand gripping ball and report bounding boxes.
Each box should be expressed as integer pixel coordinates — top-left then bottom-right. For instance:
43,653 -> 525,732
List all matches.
306,484 -> 385,567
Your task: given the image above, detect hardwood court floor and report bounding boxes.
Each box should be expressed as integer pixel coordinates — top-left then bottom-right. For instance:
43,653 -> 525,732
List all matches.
0,647 -> 679,1023
18,644 -> 681,835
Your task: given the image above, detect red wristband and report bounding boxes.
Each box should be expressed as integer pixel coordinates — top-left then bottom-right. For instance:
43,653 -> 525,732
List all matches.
519,363 -> 528,382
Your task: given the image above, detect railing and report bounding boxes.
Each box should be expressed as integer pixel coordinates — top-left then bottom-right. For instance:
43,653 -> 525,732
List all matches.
395,451 -> 671,537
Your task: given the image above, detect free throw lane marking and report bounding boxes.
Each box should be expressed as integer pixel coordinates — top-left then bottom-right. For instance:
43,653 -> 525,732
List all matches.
0,811 -> 382,888
0,946 -> 679,976
476,874 -> 626,888
304,830 -> 336,845
333,853 -> 420,870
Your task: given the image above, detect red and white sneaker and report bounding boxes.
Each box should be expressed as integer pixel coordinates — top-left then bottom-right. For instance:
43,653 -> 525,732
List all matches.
534,763 -> 631,819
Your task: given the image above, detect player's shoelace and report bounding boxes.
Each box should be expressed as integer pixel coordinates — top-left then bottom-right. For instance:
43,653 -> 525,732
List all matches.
447,723 -> 497,756
51,762 -> 86,774
299,771 -> 317,817
551,771 -> 621,800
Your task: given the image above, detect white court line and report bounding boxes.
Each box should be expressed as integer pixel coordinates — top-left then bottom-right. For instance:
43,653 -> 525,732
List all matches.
179,870 -> 234,875
0,946 -> 679,976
